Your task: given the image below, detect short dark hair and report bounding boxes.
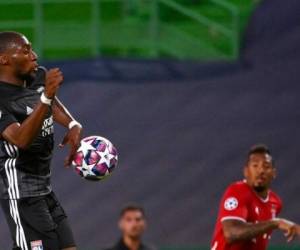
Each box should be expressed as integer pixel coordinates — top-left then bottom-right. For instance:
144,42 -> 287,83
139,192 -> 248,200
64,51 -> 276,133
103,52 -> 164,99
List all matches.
0,31 -> 23,54
120,204 -> 145,218
248,144 -> 271,156
247,144 -> 274,164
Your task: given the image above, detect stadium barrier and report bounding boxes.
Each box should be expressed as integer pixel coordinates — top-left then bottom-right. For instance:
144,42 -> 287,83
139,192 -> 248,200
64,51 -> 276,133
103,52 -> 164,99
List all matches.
0,0 -> 247,60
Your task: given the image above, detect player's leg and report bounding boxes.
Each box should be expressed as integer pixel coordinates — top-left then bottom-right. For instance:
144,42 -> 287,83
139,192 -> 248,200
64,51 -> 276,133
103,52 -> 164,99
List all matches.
57,218 -> 77,250
0,194 -> 75,250
18,195 -> 61,250
0,197 -> 59,250
47,192 -> 77,250
0,199 -> 26,250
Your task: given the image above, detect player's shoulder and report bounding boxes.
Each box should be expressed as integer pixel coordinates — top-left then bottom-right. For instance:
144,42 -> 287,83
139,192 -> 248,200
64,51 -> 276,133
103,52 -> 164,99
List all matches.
0,84 -> 17,107
226,180 -> 251,193
268,189 -> 282,205
35,65 -> 47,81
27,66 -> 47,91
32,66 -> 47,80
222,180 -> 252,202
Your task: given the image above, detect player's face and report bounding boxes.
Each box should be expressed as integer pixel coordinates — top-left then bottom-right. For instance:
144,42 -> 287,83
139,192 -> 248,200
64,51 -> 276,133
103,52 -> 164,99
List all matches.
119,210 -> 146,239
5,35 -> 38,80
244,153 -> 276,192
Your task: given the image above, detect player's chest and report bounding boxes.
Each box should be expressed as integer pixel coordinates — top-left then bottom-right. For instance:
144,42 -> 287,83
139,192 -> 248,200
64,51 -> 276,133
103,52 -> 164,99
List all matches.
247,201 -> 278,222
10,91 -> 48,121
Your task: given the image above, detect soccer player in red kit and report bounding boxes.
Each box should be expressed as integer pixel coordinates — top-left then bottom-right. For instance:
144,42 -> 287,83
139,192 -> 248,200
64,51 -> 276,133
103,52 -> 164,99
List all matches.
211,144 -> 300,250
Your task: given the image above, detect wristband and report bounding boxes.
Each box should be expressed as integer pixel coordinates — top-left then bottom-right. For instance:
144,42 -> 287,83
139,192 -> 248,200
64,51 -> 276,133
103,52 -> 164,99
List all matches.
40,92 -> 52,106
68,120 -> 82,130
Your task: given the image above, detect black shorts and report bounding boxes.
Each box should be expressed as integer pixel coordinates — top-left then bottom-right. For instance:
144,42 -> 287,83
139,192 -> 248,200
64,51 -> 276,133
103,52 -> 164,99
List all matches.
0,192 -> 76,250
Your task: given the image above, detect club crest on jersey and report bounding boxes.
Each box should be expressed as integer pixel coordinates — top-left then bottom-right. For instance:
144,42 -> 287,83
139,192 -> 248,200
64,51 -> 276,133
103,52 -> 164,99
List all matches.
41,115 -> 54,137
224,197 -> 238,210
30,240 -> 43,250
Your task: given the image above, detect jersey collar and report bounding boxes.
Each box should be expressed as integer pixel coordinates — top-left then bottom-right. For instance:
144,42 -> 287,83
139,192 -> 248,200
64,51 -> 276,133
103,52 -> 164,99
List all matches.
243,179 -> 270,203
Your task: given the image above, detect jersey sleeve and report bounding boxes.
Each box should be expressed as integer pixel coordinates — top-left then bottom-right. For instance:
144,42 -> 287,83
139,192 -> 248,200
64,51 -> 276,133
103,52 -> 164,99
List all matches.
218,184 -> 249,222
0,105 -> 17,134
27,66 -> 47,92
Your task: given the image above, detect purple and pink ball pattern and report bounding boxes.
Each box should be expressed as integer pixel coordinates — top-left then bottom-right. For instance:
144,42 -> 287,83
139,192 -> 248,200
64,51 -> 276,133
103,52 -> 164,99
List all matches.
72,136 -> 118,181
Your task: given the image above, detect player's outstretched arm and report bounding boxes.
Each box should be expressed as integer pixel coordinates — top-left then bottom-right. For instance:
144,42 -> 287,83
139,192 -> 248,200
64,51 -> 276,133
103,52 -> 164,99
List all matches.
296,224 -> 300,234
1,68 -> 63,149
52,97 -> 75,127
52,97 -> 82,167
223,218 -> 300,244
222,219 -> 279,244
275,218 -> 300,242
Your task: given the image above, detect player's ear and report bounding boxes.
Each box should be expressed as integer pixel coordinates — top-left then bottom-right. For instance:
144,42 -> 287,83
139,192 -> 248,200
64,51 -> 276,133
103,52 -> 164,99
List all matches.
0,54 -> 9,65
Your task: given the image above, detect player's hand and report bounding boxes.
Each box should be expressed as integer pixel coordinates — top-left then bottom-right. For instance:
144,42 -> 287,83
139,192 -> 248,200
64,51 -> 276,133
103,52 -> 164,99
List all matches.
59,125 -> 82,167
276,218 -> 298,242
44,68 -> 63,99
295,224 -> 300,237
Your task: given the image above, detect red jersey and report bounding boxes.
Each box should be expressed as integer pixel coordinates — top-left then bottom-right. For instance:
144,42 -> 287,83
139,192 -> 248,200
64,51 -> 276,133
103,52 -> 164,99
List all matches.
211,180 -> 282,250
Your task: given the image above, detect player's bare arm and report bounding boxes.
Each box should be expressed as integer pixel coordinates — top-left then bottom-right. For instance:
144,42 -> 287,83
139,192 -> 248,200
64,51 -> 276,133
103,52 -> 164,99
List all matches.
222,218 -> 300,244
222,219 -> 278,244
1,68 -> 63,149
275,218 -> 300,242
53,97 -> 75,127
53,97 -> 82,166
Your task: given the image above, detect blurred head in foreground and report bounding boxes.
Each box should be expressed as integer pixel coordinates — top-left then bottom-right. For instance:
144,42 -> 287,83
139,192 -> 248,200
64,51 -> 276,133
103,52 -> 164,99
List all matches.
119,204 -> 146,240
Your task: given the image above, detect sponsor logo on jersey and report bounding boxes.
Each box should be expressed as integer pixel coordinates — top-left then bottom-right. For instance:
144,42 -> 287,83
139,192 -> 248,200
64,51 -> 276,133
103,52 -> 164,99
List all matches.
41,115 -> 54,137
224,197 -> 238,210
30,240 -> 43,250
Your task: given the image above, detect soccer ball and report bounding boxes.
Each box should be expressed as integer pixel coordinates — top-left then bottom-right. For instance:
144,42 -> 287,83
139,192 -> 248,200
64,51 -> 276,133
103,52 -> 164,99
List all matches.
72,135 -> 118,181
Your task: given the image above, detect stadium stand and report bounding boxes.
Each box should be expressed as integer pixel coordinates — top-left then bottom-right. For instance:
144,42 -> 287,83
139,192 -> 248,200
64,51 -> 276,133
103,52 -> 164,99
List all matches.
0,0 -> 257,60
